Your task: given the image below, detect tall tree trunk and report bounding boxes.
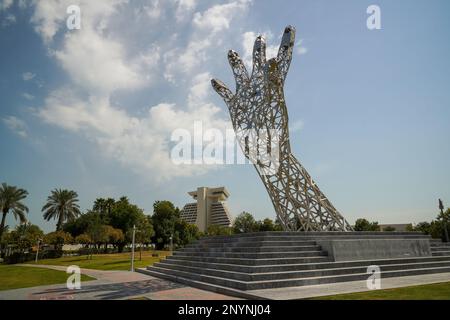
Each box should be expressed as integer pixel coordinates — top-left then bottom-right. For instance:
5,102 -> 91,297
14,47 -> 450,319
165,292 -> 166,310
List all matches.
0,210 -> 7,239
56,210 -> 64,231
0,210 -> 8,257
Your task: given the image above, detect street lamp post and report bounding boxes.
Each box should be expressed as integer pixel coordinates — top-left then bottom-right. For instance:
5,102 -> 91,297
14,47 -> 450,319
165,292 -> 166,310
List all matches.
170,234 -> 173,252
131,225 -> 136,272
35,239 -> 41,263
439,199 -> 449,243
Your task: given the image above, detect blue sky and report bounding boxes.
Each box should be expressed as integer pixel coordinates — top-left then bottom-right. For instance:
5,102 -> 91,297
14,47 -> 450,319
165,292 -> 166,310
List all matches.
1,0 -> 450,233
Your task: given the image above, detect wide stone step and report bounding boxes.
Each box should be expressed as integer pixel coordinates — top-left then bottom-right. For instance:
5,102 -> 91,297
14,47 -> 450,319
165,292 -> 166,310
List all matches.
144,264 -> 450,291
181,245 -> 321,253
146,266 -> 248,290
172,251 -> 327,259
185,240 -> 318,249
244,266 -> 450,290
430,239 -> 449,244
432,251 -> 450,257
136,268 -> 260,300
140,232 -> 448,296
197,234 -> 429,244
160,255 -> 450,274
431,246 -> 450,251
198,231 -> 428,241
154,260 -> 450,282
165,254 -> 331,265
431,243 -> 450,248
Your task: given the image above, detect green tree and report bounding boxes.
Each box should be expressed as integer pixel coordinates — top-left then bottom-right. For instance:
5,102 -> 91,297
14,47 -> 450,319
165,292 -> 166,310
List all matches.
0,225 -> 10,247
383,226 -> 396,232
85,223 -> 124,253
93,198 -> 115,222
42,189 -> 81,231
43,230 -> 73,252
437,208 -> 450,242
74,233 -> 93,259
127,216 -> 155,260
257,218 -> 283,232
10,223 -> 44,253
207,225 -> 233,236
107,226 -> 125,245
63,211 -> 104,237
108,197 -> 146,252
174,219 -> 201,247
354,218 -> 380,231
152,201 -> 179,250
233,212 -> 259,234
0,183 -> 29,244
85,223 -> 107,251
75,233 -> 91,246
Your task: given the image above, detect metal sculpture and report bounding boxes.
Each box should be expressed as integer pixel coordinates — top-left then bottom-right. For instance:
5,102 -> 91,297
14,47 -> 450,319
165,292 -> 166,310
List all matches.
211,26 -> 353,231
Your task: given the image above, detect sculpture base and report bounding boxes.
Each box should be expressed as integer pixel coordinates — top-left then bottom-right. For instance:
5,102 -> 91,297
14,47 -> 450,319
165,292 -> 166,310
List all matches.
138,232 -> 450,299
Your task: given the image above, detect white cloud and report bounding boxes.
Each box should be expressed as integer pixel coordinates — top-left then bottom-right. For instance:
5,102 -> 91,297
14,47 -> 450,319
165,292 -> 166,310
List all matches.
3,116 -> 28,137
22,72 -> 36,81
38,83 -> 228,181
31,0 -> 127,43
0,0 -> 13,11
289,119 -> 304,133
295,40 -> 308,55
31,1 -> 157,93
241,31 -> 278,70
17,0 -> 27,9
164,0 -> 252,82
54,31 -> 147,93
31,0 -> 254,181
22,93 -> 35,100
241,32 -> 308,70
193,0 -> 250,33
2,13 -> 15,26
175,0 -> 196,22
143,0 -> 161,19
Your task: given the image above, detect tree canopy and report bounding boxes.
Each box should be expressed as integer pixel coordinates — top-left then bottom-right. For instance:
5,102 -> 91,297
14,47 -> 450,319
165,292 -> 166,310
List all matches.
0,183 -> 29,241
42,189 -> 81,231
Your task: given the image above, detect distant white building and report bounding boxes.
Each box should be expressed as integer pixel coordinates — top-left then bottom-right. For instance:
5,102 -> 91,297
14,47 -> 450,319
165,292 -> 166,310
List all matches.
180,187 -> 233,232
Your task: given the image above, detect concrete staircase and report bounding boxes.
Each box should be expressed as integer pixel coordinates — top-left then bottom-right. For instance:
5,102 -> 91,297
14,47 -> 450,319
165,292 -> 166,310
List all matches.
137,232 -> 450,298
431,239 -> 450,257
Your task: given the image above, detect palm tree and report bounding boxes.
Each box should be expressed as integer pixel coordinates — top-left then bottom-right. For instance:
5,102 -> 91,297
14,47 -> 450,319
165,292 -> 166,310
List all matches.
93,197 -> 115,221
42,189 -> 81,231
0,183 -> 29,241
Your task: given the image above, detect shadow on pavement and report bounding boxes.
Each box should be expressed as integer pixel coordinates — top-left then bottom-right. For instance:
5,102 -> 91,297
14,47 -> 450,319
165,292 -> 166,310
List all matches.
33,279 -> 185,300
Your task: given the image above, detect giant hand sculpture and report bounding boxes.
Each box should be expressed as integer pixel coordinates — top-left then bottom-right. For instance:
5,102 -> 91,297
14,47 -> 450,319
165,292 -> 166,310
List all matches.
212,26 -> 352,231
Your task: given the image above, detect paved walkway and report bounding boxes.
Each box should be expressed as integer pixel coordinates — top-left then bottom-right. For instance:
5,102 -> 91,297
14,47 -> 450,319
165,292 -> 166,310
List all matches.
0,264 -> 239,300
2,264 -> 449,300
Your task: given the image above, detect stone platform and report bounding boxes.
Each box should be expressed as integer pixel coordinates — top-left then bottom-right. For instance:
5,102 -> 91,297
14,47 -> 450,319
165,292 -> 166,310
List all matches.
137,232 -> 450,299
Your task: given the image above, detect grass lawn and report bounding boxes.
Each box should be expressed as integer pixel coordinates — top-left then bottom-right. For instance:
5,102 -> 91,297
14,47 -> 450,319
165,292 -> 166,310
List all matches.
31,250 -> 171,271
0,265 -> 95,291
311,282 -> 450,300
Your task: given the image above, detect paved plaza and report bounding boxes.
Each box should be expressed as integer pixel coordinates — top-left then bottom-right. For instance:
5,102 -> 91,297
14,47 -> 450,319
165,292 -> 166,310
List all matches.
1,264 -> 449,300
0,265 -> 239,300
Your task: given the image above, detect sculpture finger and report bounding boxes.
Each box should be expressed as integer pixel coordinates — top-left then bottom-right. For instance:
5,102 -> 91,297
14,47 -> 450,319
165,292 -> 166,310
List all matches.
277,25 -> 296,82
211,79 -> 234,104
228,50 -> 250,90
252,35 -> 266,76
265,58 -> 282,85
265,58 -> 285,111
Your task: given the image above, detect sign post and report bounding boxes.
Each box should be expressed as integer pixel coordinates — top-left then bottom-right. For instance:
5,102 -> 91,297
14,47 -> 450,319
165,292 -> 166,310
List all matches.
131,225 -> 136,272
35,239 -> 41,263
439,199 -> 449,243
